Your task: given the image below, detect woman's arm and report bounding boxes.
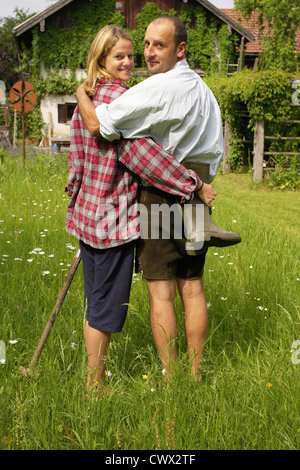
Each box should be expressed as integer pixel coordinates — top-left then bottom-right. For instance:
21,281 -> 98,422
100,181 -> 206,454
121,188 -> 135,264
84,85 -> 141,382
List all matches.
76,82 -> 101,137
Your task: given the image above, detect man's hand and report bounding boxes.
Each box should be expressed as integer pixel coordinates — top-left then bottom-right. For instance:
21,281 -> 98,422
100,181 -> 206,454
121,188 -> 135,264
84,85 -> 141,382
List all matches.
195,181 -> 217,208
76,82 -> 101,137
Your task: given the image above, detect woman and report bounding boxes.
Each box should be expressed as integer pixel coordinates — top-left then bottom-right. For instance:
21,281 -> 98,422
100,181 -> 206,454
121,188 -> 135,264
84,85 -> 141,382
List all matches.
65,25 -> 200,391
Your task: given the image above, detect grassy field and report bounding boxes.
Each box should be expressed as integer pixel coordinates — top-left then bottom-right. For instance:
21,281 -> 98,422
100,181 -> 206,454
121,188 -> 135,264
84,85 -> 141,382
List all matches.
0,147 -> 299,450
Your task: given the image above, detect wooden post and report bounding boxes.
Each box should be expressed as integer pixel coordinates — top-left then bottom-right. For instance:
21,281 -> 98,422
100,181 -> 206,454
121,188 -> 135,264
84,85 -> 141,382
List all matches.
238,36 -> 245,71
223,119 -> 231,174
48,112 -> 52,146
13,109 -> 17,148
253,119 -> 264,183
22,114 -> 25,163
252,57 -> 259,73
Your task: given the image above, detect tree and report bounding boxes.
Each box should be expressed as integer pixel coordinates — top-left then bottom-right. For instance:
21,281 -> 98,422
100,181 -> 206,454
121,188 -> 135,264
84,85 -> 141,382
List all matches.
0,8 -> 33,89
234,0 -> 300,71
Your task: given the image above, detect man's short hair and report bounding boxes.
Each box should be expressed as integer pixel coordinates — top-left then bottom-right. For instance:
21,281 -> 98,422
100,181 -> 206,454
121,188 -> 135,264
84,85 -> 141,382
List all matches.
152,16 -> 187,48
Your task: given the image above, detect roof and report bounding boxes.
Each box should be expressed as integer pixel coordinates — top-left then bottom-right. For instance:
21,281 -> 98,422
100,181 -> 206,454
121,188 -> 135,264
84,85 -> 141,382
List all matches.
195,1 -> 255,42
13,0 -> 73,37
221,9 -> 300,54
13,0 -> 255,43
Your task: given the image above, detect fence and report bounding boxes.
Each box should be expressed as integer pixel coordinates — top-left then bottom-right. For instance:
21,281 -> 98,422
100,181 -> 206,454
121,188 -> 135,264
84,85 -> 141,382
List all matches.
223,104 -> 300,183
0,105 -> 11,147
253,104 -> 300,182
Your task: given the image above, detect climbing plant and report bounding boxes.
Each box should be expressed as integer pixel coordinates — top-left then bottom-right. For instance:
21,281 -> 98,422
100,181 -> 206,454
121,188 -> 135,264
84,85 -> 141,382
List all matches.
18,0 -> 299,181
19,1 -> 241,94
235,0 -> 300,72
130,2 -> 241,72
18,0 -> 125,139
180,4 -> 240,74
205,69 -> 299,182
17,1 -> 241,138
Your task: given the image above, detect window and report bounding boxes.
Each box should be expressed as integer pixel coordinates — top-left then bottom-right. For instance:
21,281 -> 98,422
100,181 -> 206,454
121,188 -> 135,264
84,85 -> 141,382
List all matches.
58,103 -> 76,123
115,1 -> 124,12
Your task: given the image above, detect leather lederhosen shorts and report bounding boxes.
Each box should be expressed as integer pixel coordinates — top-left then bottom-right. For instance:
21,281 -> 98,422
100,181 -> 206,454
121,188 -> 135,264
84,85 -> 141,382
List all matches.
137,187 -> 207,280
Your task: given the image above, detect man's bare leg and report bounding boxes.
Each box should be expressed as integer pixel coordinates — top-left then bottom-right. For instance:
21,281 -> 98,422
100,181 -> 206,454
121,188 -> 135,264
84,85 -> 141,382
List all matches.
177,278 -> 208,381
146,279 -> 177,378
84,321 -> 111,388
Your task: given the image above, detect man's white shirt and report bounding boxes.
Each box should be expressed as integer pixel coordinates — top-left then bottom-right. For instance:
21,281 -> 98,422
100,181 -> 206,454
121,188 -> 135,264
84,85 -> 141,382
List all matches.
96,59 -> 224,182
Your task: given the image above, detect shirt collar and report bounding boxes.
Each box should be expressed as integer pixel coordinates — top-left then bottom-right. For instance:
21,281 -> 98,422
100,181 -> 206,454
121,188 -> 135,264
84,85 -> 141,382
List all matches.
97,78 -> 128,89
169,59 -> 189,72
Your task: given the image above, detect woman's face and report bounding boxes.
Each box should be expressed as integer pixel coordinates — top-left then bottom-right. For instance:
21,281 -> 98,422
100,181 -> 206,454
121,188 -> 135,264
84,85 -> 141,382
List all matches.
101,38 -> 134,82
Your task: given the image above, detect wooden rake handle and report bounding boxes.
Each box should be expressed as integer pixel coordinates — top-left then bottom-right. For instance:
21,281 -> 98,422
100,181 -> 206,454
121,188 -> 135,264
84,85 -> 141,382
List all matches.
20,249 -> 82,375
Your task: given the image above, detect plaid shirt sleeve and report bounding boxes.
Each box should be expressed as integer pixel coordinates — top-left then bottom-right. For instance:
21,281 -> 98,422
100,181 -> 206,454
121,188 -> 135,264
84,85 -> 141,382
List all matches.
117,137 -> 200,203
65,106 -> 85,206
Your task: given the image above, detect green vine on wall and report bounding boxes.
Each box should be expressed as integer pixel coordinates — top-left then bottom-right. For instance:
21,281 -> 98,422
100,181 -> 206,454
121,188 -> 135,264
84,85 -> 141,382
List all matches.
131,3 -> 240,73
19,0 -> 122,139
20,0 -> 239,138
18,0 -> 241,139
19,0 -> 299,186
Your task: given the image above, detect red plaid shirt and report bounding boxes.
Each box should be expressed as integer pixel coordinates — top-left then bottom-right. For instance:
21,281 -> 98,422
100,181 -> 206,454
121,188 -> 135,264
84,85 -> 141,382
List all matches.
65,79 -> 199,249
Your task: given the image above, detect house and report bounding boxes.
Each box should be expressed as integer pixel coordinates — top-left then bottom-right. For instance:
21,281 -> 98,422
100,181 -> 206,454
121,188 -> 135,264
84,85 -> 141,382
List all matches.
12,0 -> 255,144
222,9 -> 300,69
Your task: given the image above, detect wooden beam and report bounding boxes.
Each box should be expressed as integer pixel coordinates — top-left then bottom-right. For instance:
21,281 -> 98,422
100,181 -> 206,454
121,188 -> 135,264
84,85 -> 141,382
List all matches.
264,152 -> 300,155
252,57 -> 259,73
265,136 -> 300,140
223,119 -> 231,174
253,119 -> 264,183
238,36 -> 245,71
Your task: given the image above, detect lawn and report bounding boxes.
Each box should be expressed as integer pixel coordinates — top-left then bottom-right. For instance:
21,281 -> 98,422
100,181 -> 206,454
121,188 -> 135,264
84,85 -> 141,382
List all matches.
0,147 -> 299,450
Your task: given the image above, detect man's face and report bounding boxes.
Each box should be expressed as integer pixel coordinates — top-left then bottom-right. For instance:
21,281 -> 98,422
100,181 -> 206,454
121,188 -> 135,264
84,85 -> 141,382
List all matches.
144,21 -> 185,74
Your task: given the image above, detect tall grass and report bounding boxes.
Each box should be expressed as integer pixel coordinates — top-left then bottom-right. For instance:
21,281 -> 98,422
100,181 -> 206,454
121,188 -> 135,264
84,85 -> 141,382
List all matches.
0,147 -> 299,450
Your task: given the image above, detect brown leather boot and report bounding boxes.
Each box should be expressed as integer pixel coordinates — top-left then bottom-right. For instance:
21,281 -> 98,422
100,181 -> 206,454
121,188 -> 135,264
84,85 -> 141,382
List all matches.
183,161 -> 242,255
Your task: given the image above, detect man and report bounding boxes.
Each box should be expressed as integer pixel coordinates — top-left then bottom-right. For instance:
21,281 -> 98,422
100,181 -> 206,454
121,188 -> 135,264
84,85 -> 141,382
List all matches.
76,16 -> 240,380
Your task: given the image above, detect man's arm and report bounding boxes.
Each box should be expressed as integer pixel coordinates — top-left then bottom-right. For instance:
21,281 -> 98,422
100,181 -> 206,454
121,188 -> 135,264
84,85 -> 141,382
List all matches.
77,83 -> 216,207
76,82 -> 101,137
117,137 -> 216,206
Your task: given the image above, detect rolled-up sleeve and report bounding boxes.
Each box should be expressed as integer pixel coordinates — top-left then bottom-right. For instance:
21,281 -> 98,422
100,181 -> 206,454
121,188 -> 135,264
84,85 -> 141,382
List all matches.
96,103 -> 121,141
95,78 -> 156,140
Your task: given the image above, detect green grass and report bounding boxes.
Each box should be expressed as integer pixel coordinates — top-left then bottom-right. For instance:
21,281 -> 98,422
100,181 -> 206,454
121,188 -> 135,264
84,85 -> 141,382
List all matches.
0,148 -> 299,450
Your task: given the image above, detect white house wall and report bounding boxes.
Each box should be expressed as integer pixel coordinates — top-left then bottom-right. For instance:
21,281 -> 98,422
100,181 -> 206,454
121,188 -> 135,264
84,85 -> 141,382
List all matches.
41,94 -> 77,138
40,64 -> 87,138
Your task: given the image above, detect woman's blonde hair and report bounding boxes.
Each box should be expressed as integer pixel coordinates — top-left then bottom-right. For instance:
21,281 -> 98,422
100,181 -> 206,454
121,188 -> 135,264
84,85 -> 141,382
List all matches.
85,25 -> 132,96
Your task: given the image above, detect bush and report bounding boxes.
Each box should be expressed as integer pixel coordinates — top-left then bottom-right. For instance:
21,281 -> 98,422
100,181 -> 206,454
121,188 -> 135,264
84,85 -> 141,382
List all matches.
205,70 -> 299,184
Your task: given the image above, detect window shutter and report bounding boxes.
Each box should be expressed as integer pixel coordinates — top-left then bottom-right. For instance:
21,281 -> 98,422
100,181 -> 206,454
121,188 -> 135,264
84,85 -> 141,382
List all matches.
58,104 -> 66,123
